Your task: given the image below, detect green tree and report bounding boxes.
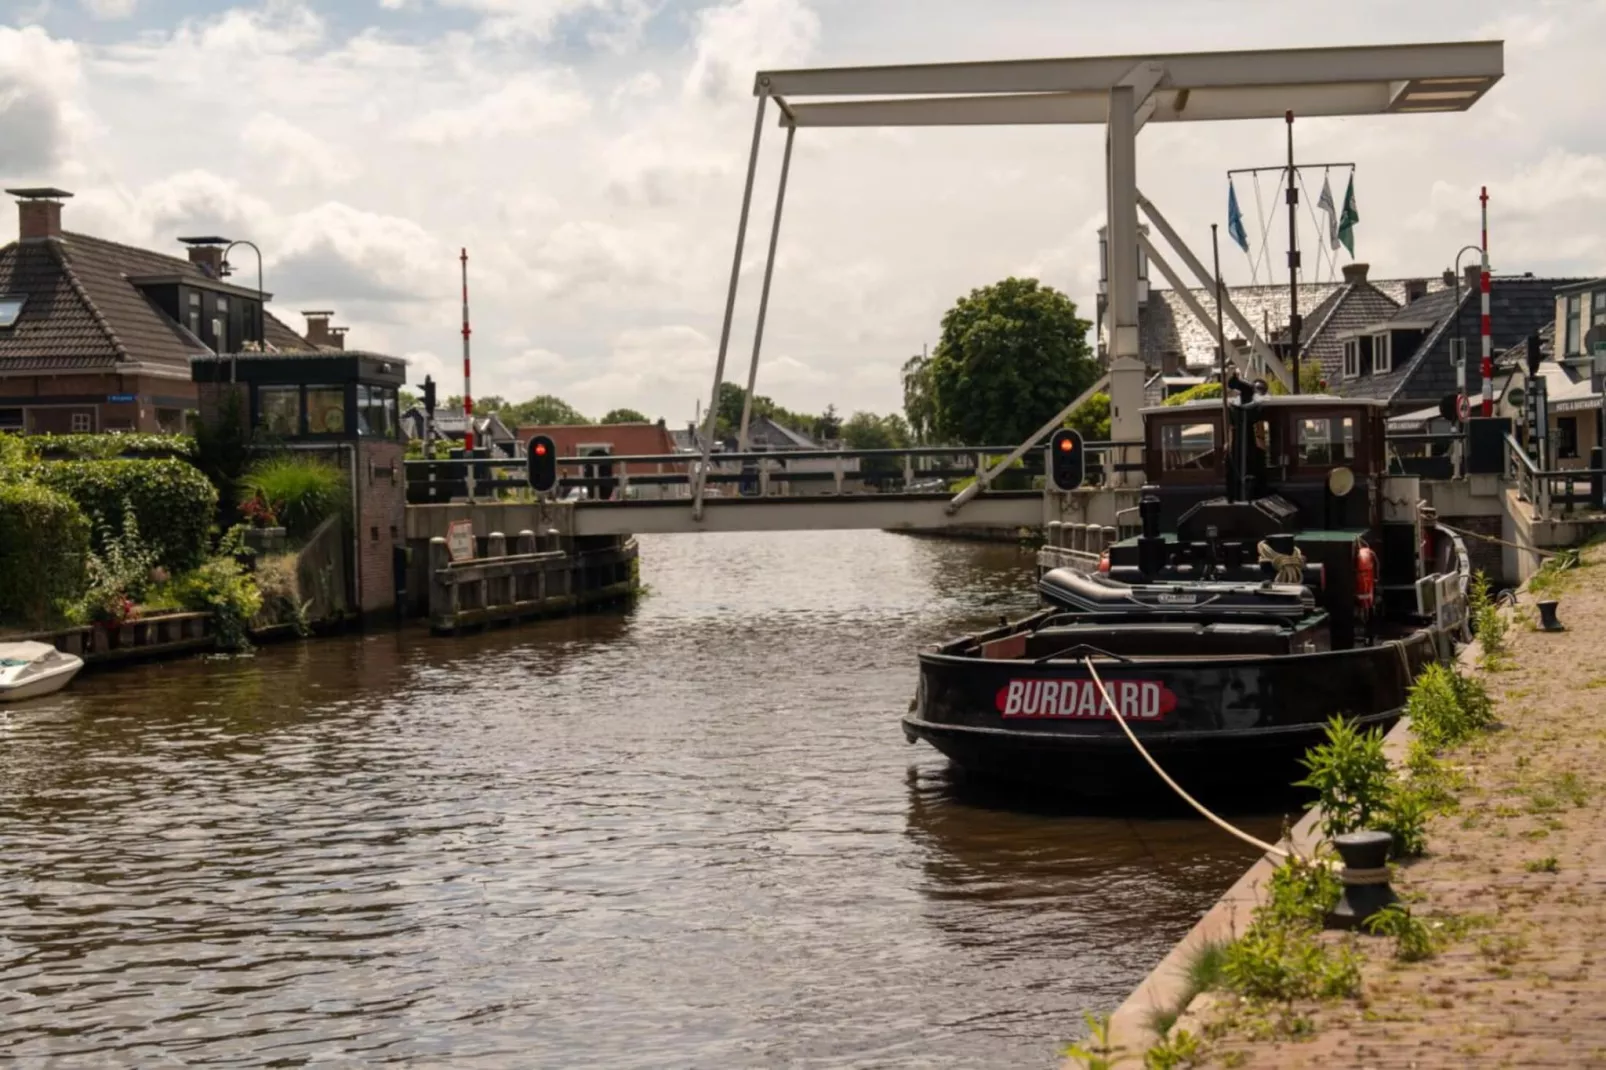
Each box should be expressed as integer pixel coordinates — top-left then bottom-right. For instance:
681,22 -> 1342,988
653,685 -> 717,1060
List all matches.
928,277 -> 1097,447
601,407 -> 650,424
399,388 -> 419,410
901,353 -> 937,444
1065,392 -> 1111,441
812,404 -> 841,442
504,394 -> 591,426
473,394 -> 508,413
841,411 -> 911,476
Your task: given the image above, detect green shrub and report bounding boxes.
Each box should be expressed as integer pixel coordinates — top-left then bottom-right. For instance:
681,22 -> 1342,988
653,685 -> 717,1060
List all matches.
170,557 -> 262,652
32,458 -> 217,572
72,505 -> 160,627
0,432 -> 36,474
1297,717 -> 1393,840
0,482 -> 89,628
240,455 -> 347,540
29,433 -> 195,460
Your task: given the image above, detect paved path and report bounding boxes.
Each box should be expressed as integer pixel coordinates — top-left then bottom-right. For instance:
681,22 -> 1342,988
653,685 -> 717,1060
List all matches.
1191,549 -> 1606,1069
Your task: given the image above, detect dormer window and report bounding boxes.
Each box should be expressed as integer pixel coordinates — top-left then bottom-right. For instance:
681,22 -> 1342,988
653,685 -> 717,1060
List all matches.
0,293 -> 25,328
1343,338 -> 1360,378
1565,294 -> 1582,355
187,291 -> 201,334
1371,331 -> 1393,374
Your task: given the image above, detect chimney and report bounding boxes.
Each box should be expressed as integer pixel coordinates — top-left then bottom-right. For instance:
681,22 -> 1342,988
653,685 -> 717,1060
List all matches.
1464,264 -> 1483,293
8,187 -> 72,242
177,236 -> 229,279
328,326 -> 347,351
1403,278 -> 1429,304
1160,350 -> 1182,377
1340,262 -> 1369,285
302,310 -> 335,348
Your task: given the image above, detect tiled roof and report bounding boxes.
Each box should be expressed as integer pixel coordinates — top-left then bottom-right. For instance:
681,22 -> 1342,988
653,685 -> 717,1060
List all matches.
1494,320 -> 1556,368
0,230 -> 318,373
1335,278 -> 1583,405
1302,283 -> 1407,383
1139,276 -> 1443,372
264,309 -> 315,352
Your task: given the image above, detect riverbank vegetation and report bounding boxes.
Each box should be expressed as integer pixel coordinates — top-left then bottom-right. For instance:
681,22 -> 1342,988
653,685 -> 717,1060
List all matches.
0,431 -> 342,651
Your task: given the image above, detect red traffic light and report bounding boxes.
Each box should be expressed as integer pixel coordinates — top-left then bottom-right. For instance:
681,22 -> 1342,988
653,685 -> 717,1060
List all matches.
534,442 -> 548,456
1058,437 -> 1075,451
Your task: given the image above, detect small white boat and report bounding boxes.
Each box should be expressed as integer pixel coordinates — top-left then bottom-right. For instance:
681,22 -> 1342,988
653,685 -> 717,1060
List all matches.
0,641 -> 85,702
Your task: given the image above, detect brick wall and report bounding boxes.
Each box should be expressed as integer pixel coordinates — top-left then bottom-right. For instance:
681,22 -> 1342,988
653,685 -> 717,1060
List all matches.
354,439 -> 406,615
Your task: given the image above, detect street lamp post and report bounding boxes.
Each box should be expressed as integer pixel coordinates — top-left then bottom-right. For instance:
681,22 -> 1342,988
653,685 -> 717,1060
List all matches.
221,240 -> 264,385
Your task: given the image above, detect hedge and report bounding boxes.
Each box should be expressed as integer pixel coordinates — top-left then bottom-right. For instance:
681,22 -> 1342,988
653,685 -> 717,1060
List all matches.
0,482 -> 89,628
32,459 -> 219,573
29,433 -> 196,460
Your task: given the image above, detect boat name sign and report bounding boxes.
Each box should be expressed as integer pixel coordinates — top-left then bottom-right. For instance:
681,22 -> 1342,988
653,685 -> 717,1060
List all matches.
996,678 -> 1177,720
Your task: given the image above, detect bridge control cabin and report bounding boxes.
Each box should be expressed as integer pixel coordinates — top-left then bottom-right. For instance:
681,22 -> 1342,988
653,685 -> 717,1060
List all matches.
1103,392 -> 1436,652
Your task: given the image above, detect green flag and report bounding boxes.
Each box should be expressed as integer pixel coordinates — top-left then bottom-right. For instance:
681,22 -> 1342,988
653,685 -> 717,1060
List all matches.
1337,173 -> 1359,256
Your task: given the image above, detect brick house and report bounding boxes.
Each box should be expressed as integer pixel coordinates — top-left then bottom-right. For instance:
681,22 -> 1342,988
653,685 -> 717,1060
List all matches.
0,186 -> 338,434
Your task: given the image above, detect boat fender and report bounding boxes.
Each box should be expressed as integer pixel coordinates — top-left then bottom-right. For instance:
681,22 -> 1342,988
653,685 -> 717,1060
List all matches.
1356,545 -> 1377,612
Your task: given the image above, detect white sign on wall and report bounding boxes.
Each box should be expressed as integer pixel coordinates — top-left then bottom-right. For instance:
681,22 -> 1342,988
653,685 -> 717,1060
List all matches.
446,519 -> 474,562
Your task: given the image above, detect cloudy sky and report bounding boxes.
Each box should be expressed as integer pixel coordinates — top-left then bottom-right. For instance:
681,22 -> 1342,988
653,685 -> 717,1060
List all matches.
3,0 -> 1603,423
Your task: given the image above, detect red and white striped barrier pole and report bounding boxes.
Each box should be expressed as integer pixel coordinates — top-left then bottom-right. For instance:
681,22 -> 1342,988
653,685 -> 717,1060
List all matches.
461,247 -> 474,451
1479,187 -> 1492,418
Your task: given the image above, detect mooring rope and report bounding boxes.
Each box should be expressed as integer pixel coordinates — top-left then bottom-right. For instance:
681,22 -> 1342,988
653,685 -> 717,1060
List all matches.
1437,521 -> 1561,559
1080,656 -> 1298,862
1256,541 -> 1307,584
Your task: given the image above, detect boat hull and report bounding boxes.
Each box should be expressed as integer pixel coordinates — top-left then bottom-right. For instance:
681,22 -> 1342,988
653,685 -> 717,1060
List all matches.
905,629 -> 1443,800
0,657 -> 84,703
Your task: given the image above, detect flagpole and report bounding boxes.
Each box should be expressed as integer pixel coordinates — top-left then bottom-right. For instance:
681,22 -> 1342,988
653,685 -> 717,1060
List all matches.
1284,111 -> 1302,394
1212,222 -> 1232,498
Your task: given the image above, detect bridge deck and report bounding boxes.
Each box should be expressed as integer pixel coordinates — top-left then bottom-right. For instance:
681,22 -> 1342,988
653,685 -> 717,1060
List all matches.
571,491 -> 1046,535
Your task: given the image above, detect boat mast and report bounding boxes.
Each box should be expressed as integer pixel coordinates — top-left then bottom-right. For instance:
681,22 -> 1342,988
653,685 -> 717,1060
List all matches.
1211,223 -> 1234,501
1285,111 -> 1301,394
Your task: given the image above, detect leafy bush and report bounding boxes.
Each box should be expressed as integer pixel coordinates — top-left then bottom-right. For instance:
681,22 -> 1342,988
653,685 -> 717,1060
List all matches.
239,455 -> 347,540
0,482 -> 89,628
29,433 -> 195,460
32,458 -> 217,573
72,505 -> 160,627
0,432 -> 36,474
253,552 -> 311,636
169,557 -> 262,652
1408,662 -> 1495,752
193,388 -> 255,529
1468,571 -> 1508,669
1297,717 -> 1393,840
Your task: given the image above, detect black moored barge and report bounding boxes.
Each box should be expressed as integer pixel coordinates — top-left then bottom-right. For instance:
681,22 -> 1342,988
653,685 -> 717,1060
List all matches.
903,386 -> 1470,800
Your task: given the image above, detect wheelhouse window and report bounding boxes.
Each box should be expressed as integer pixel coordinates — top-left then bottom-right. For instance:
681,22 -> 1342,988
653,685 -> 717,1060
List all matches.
1160,421 -> 1217,471
306,385 -> 347,434
258,385 -> 299,436
1296,415 -> 1357,467
0,294 -> 26,328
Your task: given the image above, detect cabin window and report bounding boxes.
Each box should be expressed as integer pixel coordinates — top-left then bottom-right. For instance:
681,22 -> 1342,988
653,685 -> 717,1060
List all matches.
1160,422 -> 1217,471
258,385 -> 300,436
306,385 -> 347,434
1371,332 -> 1393,374
1565,295 -> 1582,355
1296,416 -> 1356,467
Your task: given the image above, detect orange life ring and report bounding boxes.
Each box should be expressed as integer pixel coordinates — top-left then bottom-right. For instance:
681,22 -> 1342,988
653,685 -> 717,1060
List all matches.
1355,545 -> 1377,612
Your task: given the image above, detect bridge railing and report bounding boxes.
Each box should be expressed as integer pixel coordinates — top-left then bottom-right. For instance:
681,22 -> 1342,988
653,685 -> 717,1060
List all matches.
1505,432 -> 1606,518
404,442 -> 1129,503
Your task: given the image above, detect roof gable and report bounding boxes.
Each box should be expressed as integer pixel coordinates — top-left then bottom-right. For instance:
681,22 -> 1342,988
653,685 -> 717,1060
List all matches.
0,239 -> 122,370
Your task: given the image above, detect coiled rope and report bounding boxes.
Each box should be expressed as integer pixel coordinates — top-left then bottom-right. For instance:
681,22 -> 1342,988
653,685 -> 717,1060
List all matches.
1256,541 -> 1307,584
1081,656 -> 1300,863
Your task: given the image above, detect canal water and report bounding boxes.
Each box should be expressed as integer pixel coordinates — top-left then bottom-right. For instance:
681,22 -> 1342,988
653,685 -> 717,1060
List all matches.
0,531 -> 1278,1068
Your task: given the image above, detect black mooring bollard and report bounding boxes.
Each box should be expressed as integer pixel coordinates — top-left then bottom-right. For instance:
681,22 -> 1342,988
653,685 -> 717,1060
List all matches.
1325,830 -> 1398,931
1538,599 -> 1565,632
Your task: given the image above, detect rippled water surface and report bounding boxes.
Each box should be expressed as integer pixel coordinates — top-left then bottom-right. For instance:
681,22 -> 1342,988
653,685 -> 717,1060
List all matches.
0,531 -> 1277,1068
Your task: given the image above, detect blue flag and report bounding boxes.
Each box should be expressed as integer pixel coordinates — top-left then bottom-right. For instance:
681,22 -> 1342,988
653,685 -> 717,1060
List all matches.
1227,180 -> 1249,253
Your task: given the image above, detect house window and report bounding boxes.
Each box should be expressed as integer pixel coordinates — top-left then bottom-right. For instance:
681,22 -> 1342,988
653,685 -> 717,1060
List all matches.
1160,422 -> 1216,470
1343,339 -> 1360,378
1295,416 -> 1356,467
0,408 -> 23,430
357,384 -> 396,438
1557,416 -> 1579,460
155,407 -> 185,433
1371,332 -> 1393,375
188,292 -> 201,335
1565,294 -> 1582,355
1593,290 -> 1606,329
258,385 -> 300,436
306,385 -> 347,434
0,294 -> 26,328
71,412 -> 93,433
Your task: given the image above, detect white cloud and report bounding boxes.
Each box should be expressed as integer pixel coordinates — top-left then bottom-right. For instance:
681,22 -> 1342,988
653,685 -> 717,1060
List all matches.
6,0 -> 1606,424
81,0 -> 137,18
